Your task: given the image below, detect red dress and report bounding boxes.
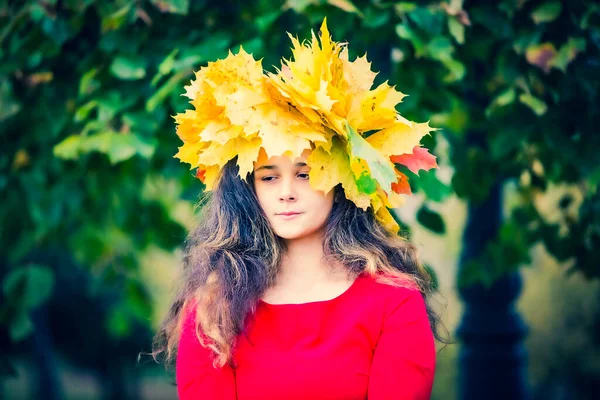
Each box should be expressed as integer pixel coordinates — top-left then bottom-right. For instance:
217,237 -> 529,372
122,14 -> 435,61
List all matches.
176,272 -> 436,399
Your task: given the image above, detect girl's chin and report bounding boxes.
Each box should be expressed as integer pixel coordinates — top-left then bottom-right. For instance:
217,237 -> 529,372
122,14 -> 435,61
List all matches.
273,225 -> 322,241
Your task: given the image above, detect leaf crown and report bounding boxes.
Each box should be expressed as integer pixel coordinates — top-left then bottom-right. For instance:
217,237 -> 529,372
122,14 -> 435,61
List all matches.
174,19 -> 438,234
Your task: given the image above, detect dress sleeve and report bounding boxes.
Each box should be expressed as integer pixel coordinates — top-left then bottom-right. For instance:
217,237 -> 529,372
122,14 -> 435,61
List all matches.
368,288 -> 436,400
176,307 -> 237,399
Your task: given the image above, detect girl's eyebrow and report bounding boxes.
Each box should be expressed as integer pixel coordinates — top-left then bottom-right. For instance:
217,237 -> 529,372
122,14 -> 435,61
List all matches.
254,162 -> 307,172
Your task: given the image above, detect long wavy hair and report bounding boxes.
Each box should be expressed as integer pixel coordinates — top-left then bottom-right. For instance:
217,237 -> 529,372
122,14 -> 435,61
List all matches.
152,158 -> 450,369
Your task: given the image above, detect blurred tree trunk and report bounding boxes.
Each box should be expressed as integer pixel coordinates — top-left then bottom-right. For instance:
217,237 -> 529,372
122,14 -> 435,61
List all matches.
32,306 -> 64,400
457,153 -> 529,399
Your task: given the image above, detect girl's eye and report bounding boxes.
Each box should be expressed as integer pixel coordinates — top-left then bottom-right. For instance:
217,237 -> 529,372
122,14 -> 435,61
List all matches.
297,173 -> 309,179
261,176 -> 277,182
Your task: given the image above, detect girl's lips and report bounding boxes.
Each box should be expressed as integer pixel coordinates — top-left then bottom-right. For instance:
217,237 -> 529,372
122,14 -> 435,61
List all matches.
277,212 -> 302,220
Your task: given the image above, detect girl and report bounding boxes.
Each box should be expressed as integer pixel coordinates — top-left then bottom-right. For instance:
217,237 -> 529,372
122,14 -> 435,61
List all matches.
154,20 -> 448,400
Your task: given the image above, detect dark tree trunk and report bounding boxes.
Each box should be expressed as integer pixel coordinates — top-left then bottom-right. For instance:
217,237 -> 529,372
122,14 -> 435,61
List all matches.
457,179 -> 530,399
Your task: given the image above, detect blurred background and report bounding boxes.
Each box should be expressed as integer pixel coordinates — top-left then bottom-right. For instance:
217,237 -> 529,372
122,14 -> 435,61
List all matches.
1,0 -> 599,399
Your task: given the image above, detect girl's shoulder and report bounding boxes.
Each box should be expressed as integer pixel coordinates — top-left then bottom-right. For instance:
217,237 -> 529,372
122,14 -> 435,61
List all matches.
356,270 -> 425,308
361,270 -> 422,291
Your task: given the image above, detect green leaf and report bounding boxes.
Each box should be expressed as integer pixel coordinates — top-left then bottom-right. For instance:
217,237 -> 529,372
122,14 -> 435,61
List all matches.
150,0 -> 190,15
519,93 -> 547,116
407,7 -> 444,35
110,56 -> 146,80
448,17 -> 465,44
40,12 -> 73,45
53,135 -> 82,160
8,312 -> 34,342
79,68 -> 100,96
126,280 -> 153,319
493,222 -> 532,267
494,87 -> 516,107
327,0 -> 363,17
364,7 -> 390,28
107,306 -> 131,338
122,111 -> 161,134
146,72 -> 187,112
531,1 -> 562,24
588,165 -> 600,187
256,10 -> 282,33
489,127 -> 522,159
470,7 -> 512,39
451,147 -> 496,202
80,120 -> 105,136
176,32 -> 232,70
395,23 -> 426,56
394,2 -> 417,14
80,131 -> 157,164
458,259 -> 496,288
283,0 -> 313,13
29,3 -> 47,21
0,81 -> 21,122
552,38 -> 586,72
414,169 -> 451,202
238,38 -> 263,57
441,58 -> 465,82
96,91 -> 137,121
513,30 -> 544,55
346,124 -> 396,194
54,131 -> 156,164
485,87 -> 516,117
430,95 -> 469,134
423,265 -> 439,291
416,206 -> 446,234
74,100 -> 98,122
151,48 -> 179,87
107,134 -> 156,164
427,37 -> 454,61
101,4 -> 133,32
2,265 -> 55,309
352,158 -> 378,194
580,4 -> 600,30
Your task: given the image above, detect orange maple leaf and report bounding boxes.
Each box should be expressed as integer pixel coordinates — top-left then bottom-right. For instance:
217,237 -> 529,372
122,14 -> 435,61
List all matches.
391,147 -> 438,175
391,171 -> 412,195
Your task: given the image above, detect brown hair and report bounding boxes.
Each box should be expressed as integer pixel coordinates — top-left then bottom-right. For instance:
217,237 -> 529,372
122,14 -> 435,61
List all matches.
152,158 -> 449,369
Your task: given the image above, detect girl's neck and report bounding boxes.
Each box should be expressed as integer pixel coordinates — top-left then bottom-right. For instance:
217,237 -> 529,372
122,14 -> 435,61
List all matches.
277,230 -> 344,289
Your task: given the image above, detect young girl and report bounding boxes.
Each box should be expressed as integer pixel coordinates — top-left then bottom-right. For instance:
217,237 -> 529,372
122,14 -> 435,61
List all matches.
154,20 -> 447,400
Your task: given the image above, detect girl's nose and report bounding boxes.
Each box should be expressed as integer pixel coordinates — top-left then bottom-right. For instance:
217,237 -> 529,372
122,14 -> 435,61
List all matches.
279,177 -> 297,202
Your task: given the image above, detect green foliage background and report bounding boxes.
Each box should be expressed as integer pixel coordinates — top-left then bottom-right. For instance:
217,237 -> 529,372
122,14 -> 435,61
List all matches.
1,0 -> 599,383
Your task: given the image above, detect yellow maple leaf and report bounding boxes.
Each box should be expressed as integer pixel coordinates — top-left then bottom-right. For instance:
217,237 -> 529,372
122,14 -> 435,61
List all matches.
375,207 -> 400,234
225,85 -> 327,159
270,19 -> 408,140
174,140 -> 209,168
383,190 -> 406,209
197,134 -> 263,179
200,120 -> 244,144
202,165 -> 221,191
347,81 -> 407,132
307,138 -> 371,210
174,109 -> 207,143
203,48 -> 264,99
366,120 -> 437,158
328,49 -> 377,118
267,19 -> 345,134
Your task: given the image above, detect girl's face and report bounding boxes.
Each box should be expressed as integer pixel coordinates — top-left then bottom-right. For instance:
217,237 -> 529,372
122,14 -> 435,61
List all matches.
253,149 -> 334,241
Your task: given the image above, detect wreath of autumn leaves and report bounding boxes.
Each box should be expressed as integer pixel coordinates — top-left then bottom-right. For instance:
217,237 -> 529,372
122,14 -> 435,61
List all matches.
174,19 -> 438,234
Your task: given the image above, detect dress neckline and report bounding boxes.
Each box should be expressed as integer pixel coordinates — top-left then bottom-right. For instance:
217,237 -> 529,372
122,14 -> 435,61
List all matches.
258,272 -> 364,307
